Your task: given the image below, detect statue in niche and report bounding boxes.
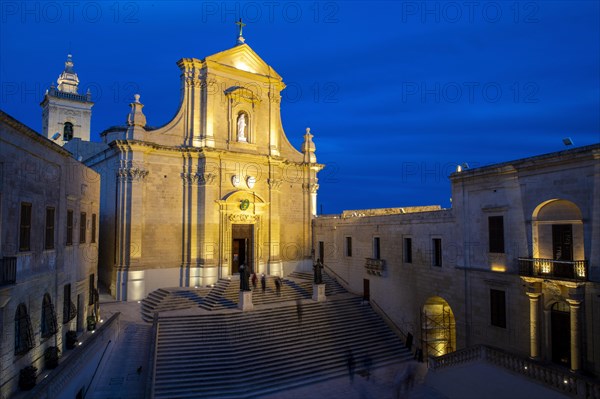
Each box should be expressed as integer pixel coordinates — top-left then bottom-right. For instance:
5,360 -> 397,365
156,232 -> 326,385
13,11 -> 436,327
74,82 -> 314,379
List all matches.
237,113 -> 247,142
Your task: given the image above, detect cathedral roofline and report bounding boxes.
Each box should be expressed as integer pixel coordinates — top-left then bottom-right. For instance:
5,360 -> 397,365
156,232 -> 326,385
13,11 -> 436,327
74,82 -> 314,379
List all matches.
177,43 -> 284,83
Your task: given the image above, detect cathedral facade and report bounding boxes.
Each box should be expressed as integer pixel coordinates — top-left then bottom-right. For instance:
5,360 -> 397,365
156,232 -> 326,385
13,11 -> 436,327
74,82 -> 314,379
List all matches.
81,42 -> 322,301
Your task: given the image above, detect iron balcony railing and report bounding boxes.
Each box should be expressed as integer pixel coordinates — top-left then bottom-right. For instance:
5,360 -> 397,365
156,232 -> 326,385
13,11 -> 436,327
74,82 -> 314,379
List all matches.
365,258 -> 385,276
1,257 -> 17,286
518,257 -> 588,282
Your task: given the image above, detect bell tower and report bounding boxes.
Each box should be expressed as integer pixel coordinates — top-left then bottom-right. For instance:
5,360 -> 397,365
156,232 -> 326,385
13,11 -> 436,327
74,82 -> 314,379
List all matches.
41,54 -> 93,146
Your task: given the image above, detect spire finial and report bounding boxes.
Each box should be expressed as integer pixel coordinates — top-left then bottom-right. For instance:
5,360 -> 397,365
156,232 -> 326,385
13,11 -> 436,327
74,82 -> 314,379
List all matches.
235,18 -> 246,45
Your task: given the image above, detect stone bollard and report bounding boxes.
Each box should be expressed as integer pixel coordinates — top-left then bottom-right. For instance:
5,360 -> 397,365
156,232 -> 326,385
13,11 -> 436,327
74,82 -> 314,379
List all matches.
238,290 -> 253,311
312,283 -> 326,302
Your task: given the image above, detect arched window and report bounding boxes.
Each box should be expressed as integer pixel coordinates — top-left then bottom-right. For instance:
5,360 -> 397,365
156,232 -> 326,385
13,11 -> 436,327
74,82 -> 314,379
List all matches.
15,303 -> 35,355
41,293 -> 58,338
63,122 -> 74,141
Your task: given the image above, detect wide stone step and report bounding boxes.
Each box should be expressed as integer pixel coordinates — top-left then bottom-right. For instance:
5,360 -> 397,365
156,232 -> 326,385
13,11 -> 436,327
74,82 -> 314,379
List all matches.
153,295 -> 410,399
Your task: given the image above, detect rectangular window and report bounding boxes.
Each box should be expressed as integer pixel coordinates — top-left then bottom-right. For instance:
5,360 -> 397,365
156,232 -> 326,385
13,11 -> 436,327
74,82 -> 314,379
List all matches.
433,238 -> 442,267
318,241 -> 325,262
45,207 -> 55,249
66,210 -> 73,245
373,237 -> 380,259
91,213 -> 97,244
19,202 -> 32,251
79,212 -> 86,244
89,274 -> 95,305
63,284 -> 72,323
404,238 -> 412,263
490,289 -> 507,328
488,216 -> 505,253
345,237 -> 352,257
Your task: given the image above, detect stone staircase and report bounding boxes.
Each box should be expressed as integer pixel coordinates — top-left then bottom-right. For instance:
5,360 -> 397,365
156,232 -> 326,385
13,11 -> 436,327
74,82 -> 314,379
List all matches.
142,272 -> 346,320
287,270 -> 347,296
141,287 -> 210,322
152,296 -> 412,399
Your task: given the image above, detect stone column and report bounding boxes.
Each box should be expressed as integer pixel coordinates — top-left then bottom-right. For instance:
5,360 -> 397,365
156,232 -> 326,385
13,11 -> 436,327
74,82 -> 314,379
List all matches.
181,155 -> 200,287
526,292 -> 542,359
566,298 -> 582,371
267,177 -> 283,276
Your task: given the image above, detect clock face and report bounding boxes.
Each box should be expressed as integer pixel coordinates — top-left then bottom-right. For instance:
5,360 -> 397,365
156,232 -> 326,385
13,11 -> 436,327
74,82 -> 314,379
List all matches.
246,176 -> 256,189
240,199 -> 250,210
231,175 -> 240,187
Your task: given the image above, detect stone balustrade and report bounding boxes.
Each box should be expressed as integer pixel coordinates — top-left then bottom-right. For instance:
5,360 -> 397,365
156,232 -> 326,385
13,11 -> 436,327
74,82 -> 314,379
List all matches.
518,257 -> 588,282
429,345 -> 600,399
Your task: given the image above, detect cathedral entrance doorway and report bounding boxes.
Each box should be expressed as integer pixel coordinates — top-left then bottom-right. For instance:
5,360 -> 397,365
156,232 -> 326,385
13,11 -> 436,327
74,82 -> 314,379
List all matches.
551,301 -> 570,367
232,224 -> 254,275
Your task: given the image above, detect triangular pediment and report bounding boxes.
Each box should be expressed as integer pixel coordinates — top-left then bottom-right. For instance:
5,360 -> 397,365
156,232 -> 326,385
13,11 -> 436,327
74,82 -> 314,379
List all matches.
204,44 -> 281,80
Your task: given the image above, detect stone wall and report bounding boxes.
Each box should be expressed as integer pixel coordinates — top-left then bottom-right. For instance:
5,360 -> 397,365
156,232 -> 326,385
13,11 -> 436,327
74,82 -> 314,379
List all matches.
0,111 -> 100,398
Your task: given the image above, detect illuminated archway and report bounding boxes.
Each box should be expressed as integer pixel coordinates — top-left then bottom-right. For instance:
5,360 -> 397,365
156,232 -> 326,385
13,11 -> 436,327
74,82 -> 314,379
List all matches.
421,296 -> 456,358
530,199 -> 585,278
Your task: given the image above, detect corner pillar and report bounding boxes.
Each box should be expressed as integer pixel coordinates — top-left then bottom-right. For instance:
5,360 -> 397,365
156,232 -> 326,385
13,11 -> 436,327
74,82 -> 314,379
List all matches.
566,298 -> 582,371
526,292 -> 542,359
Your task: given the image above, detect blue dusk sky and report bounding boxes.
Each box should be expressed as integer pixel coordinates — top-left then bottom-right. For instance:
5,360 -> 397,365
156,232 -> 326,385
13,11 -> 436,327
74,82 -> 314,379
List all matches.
1,1 -> 599,214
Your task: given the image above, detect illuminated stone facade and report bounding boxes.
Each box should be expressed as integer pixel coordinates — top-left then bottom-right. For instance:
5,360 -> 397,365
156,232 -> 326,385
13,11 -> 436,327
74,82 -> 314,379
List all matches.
84,43 -> 322,301
314,144 -> 600,376
0,111 -> 100,397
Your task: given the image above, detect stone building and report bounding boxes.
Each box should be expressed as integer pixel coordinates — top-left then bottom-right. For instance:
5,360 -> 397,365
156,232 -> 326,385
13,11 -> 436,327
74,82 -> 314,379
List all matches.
314,144 -> 600,376
0,110 -> 100,397
78,35 -> 322,300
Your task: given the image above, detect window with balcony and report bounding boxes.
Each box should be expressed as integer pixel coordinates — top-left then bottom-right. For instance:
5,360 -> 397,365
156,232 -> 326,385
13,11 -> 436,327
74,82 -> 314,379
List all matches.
520,199 -> 587,282
373,237 -> 380,260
